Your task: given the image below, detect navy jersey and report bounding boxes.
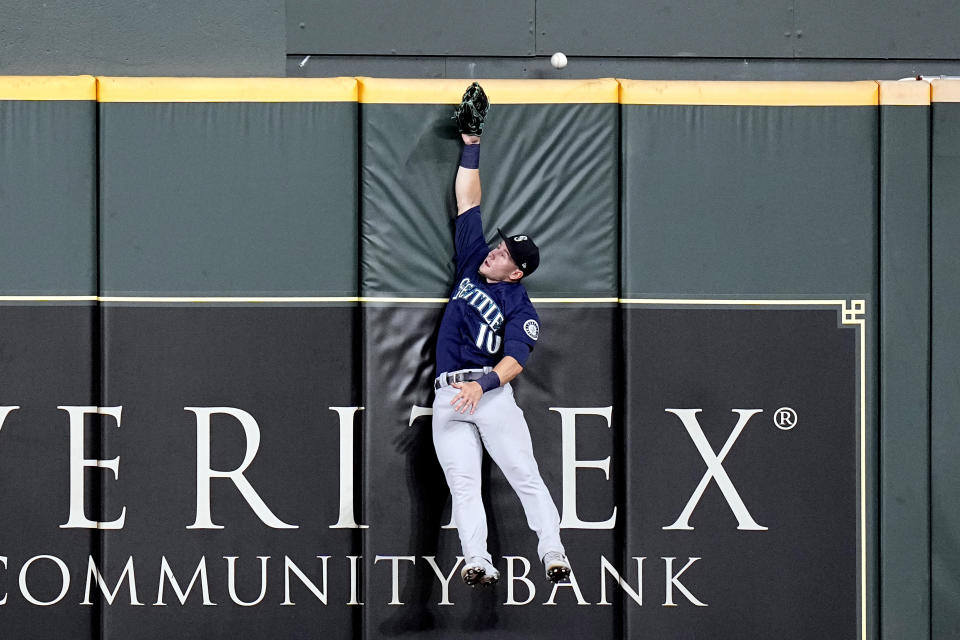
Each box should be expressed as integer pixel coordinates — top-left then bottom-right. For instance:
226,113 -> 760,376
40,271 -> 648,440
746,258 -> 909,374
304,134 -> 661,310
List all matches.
435,207 -> 541,375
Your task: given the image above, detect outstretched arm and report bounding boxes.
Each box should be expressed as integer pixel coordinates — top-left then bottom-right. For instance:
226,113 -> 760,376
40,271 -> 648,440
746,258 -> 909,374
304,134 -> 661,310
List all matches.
449,355 -> 522,414
456,133 -> 482,215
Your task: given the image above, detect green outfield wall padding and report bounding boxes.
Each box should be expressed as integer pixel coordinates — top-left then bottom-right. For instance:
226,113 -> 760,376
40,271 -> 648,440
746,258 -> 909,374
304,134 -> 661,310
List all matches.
358,78 -> 620,635
931,97 -> 960,640
359,78 -> 619,298
99,90 -> 359,297
878,95 -> 931,640
0,79 -> 97,295
5,76 -> 960,639
620,104 -> 878,298
620,86 -> 879,638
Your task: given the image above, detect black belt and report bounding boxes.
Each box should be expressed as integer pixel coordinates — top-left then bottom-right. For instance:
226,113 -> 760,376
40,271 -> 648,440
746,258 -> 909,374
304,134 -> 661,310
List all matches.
434,369 -> 489,390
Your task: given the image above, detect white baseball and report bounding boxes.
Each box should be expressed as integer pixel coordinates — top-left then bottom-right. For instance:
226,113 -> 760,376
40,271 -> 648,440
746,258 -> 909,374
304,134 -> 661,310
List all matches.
550,52 -> 567,69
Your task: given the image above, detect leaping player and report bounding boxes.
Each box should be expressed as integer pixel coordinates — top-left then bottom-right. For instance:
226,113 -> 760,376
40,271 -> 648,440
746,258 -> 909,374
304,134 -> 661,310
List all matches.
431,82 -> 572,587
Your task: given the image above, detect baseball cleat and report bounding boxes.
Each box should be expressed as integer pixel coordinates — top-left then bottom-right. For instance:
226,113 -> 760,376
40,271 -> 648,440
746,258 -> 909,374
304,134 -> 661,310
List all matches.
461,556 -> 500,587
543,552 -> 571,583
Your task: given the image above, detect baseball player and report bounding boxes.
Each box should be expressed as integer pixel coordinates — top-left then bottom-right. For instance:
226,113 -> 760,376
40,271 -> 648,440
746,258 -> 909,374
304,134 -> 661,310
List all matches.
431,82 -> 571,588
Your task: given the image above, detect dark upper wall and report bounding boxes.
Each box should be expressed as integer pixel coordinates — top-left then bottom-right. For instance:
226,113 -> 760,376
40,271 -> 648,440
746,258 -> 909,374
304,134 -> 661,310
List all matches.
287,0 -> 960,59
288,55 -> 960,81
0,0 -> 285,76
1,0 -> 959,78
286,0 -> 960,80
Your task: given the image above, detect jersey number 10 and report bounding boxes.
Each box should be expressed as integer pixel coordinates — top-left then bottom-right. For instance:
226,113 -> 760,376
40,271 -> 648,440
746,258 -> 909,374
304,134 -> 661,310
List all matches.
475,324 -> 502,355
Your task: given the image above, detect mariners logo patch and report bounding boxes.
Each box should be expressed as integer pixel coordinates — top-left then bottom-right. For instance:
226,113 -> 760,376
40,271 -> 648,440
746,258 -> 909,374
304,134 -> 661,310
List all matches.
523,319 -> 539,340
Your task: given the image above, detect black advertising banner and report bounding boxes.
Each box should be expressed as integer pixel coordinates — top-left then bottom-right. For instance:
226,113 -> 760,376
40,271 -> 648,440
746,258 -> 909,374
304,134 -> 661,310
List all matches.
0,305 -> 98,640
622,303 -> 864,639
96,305 -> 360,640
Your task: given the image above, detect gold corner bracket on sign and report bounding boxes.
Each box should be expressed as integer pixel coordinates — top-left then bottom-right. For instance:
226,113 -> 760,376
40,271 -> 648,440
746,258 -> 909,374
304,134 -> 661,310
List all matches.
842,299 -> 867,325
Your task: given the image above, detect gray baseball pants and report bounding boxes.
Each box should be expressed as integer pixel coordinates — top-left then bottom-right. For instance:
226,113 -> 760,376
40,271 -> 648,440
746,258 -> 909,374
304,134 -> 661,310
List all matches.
432,381 -> 565,563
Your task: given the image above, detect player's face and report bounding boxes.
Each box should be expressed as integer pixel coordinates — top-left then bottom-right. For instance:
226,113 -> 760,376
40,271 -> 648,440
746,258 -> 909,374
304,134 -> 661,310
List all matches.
479,241 -> 522,283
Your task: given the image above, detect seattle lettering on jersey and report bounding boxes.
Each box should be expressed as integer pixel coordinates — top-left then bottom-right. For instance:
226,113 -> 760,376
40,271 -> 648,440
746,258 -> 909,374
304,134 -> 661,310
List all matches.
452,277 -> 505,331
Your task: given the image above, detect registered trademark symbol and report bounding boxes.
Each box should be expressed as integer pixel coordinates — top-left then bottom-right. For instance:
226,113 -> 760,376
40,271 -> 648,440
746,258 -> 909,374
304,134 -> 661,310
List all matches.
774,407 -> 797,430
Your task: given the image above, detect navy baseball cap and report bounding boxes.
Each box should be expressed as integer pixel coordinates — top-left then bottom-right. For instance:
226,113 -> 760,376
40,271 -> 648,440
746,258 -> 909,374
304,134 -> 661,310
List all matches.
497,228 -> 540,278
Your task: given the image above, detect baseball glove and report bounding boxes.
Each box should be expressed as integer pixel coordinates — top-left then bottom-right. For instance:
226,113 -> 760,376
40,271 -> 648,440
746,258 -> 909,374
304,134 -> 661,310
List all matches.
453,82 -> 489,136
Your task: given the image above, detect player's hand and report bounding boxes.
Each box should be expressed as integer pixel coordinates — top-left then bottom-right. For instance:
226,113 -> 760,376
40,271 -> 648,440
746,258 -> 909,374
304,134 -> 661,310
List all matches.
450,381 -> 483,414
461,133 -> 481,145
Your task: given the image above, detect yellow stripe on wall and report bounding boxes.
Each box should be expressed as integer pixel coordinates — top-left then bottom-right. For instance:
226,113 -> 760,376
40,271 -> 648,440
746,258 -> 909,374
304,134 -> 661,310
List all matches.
932,79 -> 960,103
879,80 -> 930,106
358,77 -> 620,104
0,76 -> 96,100
619,80 -> 879,106
97,76 -> 358,103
